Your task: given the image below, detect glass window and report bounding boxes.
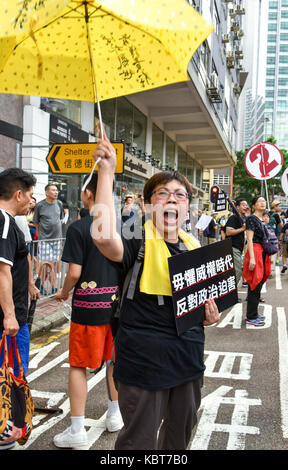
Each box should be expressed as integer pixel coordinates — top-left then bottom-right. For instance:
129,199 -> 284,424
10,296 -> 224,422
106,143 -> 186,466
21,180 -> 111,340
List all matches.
267,45 -> 277,53
266,79 -> 275,87
195,163 -> 202,188
267,34 -> 277,42
279,77 -> 288,86
278,100 -> 288,108
282,10 -> 288,18
166,136 -> 175,170
280,44 -> 288,52
267,56 -> 276,64
186,156 -> 194,184
152,124 -> 164,165
268,23 -> 277,31
266,90 -> 275,98
265,101 -> 274,109
266,68 -> 275,75
269,12 -> 278,20
280,33 -> 288,40
280,55 -> 288,63
133,107 -> 147,153
278,89 -> 288,96
177,147 -> 187,177
42,98 -> 81,125
97,98 -> 116,140
281,22 -> 288,29
116,97 -> 133,144
279,67 -> 288,74
269,1 -> 278,8
282,0 -> 288,7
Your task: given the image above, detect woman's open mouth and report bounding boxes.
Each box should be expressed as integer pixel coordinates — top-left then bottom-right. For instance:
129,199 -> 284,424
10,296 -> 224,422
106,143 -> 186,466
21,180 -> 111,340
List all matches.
163,209 -> 178,225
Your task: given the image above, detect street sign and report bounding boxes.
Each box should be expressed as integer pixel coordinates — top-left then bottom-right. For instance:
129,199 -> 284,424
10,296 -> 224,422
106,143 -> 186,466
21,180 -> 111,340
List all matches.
281,168 -> 288,196
214,192 -> 227,212
244,142 -> 283,181
46,142 -> 124,174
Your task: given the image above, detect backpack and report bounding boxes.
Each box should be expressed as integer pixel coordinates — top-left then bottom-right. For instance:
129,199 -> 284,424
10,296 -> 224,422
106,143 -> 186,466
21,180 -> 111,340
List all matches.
268,213 -> 277,233
203,224 -> 211,237
262,222 -> 279,255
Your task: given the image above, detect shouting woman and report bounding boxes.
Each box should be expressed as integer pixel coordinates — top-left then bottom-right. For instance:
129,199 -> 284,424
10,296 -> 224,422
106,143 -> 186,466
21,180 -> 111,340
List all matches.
91,130 -> 220,450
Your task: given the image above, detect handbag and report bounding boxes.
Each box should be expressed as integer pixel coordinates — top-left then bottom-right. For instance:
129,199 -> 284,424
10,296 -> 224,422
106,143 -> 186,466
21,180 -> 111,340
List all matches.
0,333 -> 34,446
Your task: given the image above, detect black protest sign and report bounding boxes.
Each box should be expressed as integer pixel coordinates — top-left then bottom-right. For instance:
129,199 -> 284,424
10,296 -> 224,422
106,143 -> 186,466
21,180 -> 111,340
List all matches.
215,192 -> 226,212
168,238 -> 238,335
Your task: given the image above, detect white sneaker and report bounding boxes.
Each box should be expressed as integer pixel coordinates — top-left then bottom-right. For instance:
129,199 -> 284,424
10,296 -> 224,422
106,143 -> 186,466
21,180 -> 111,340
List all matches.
0,442 -> 16,450
106,411 -> 123,432
53,426 -> 88,449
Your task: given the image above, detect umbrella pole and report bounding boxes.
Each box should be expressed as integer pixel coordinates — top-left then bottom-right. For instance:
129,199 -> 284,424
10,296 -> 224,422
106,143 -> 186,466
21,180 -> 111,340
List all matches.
81,3 -> 104,191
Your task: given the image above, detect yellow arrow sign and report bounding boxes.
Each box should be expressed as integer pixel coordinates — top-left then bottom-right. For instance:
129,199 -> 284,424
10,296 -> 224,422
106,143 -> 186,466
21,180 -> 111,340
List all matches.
46,142 -> 124,174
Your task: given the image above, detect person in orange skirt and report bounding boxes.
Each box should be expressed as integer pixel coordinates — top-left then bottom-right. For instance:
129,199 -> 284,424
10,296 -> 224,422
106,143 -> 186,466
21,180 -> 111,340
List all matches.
243,196 -> 271,326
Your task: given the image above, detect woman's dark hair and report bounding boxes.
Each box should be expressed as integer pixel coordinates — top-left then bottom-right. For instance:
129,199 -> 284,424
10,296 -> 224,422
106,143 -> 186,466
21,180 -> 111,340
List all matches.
250,195 -> 266,213
251,195 -> 265,206
143,170 -> 193,203
0,168 -> 36,200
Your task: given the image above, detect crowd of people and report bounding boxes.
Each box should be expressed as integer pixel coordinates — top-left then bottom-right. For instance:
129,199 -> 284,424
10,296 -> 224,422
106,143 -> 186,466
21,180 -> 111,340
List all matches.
0,132 -> 287,450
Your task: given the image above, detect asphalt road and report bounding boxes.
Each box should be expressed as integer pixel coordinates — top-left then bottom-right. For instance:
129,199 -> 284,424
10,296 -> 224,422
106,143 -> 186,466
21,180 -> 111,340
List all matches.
12,265 -> 288,452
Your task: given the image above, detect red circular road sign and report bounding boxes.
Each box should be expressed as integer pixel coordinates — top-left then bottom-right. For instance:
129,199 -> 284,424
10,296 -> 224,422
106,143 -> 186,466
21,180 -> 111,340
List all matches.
244,142 -> 283,180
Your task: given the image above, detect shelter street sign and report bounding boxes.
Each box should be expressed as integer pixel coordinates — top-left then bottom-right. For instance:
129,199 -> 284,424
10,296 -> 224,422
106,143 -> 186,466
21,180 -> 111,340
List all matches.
46,142 -> 124,174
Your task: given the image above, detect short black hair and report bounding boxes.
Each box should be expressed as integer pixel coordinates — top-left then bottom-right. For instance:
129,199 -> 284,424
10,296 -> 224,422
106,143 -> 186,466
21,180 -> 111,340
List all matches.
45,183 -> 58,191
143,170 -> 193,203
235,198 -> 247,207
0,168 -> 36,200
82,173 -> 99,199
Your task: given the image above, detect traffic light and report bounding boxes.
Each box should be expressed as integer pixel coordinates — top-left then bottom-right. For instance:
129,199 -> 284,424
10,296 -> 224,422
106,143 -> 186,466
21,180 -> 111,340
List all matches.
210,185 -> 219,204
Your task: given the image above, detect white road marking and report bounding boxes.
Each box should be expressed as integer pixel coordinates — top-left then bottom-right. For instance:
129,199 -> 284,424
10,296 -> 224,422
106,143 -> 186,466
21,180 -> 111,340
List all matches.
191,386 -> 261,450
275,266 -> 282,290
204,351 -> 253,380
16,368 -> 107,450
26,350 -> 69,383
277,307 -> 288,439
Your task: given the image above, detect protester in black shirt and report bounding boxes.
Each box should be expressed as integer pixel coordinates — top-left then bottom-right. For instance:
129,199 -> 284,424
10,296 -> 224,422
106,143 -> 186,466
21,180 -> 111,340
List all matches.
53,173 -> 122,450
91,129 -> 220,450
225,199 -> 248,289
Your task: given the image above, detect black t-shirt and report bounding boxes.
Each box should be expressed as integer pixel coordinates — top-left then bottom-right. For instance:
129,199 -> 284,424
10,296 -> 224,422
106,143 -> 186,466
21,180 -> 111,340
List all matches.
246,215 -> 264,244
61,216 -> 120,325
281,222 -> 288,241
226,214 -> 245,252
208,218 -> 216,238
113,235 -> 205,391
0,210 -> 29,330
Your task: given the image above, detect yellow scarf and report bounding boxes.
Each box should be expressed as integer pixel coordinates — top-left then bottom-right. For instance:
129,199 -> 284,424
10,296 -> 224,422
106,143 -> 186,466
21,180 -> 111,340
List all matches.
139,219 -> 200,296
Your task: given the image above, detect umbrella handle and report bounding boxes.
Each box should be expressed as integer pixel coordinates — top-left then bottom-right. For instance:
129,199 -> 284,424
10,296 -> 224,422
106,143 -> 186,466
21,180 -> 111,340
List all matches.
81,157 -> 101,192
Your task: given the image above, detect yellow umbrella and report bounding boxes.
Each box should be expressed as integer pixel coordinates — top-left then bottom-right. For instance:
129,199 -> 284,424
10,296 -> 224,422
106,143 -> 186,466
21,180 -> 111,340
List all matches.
0,0 -> 213,103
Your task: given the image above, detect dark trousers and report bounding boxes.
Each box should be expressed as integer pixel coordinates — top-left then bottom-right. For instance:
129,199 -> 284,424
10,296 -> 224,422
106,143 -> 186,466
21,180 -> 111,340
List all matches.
115,379 -> 202,450
246,252 -> 266,320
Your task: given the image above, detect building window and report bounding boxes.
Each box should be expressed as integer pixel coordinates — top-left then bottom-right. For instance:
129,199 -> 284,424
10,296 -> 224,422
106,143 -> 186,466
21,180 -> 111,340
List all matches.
152,124 -> 164,166
41,98 -> 81,125
213,174 -> 230,185
166,136 -> 175,170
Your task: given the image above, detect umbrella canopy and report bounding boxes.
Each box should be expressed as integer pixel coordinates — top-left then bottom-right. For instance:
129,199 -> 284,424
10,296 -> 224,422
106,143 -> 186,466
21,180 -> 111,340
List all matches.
0,0 -> 213,102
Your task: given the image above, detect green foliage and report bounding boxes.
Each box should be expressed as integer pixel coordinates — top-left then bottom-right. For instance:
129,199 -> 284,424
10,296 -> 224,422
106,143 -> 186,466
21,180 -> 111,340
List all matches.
233,136 -> 288,203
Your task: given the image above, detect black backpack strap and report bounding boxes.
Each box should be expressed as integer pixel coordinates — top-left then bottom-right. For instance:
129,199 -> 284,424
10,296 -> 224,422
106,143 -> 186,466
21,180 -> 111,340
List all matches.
126,234 -> 145,300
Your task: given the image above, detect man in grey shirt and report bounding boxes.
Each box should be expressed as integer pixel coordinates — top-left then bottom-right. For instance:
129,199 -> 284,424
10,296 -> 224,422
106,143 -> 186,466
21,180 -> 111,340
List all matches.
33,184 -> 64,294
